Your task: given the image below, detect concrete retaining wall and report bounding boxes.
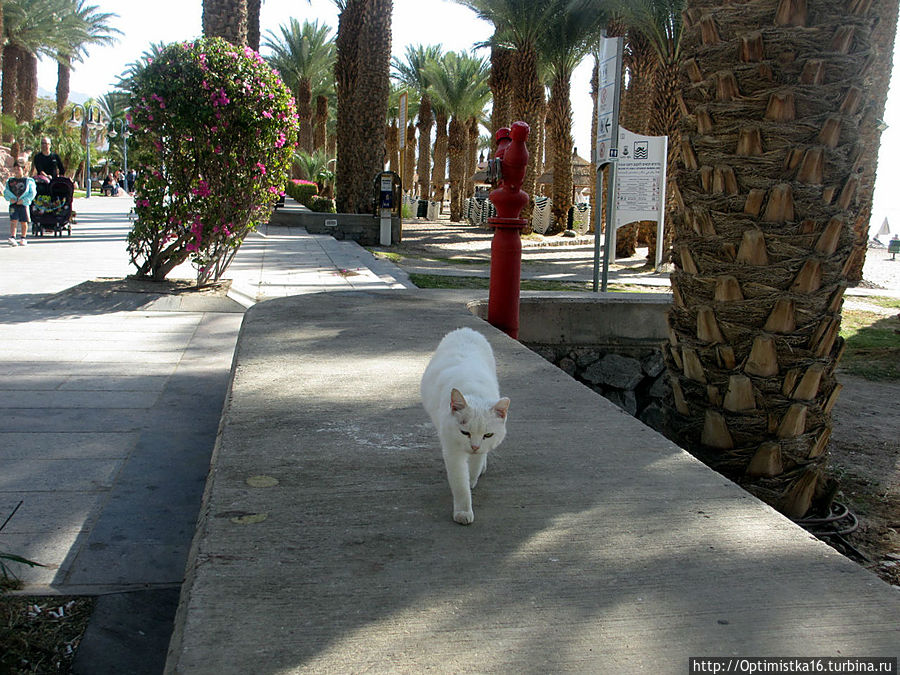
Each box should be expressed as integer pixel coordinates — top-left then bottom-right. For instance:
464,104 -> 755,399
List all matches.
469,293 -> 671,428
269,200 -> 401,245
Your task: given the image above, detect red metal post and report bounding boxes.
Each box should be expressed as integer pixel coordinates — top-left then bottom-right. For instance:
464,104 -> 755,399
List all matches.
487,121 -> 530,339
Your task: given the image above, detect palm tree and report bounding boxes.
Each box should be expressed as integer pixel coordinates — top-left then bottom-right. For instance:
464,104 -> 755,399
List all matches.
426,51 -> 490,222
667,1 -> 879,518
392,44 -> 443,198
538,0 -> 606,234
488,35 -> 514,135
454,0 -> 563,220
334,0 -> 392,214
54,0 -> 121,114
431,101 -> 449,205
264,19 -> 335,154
202,0 -> 247,46
2,0 -> 74,124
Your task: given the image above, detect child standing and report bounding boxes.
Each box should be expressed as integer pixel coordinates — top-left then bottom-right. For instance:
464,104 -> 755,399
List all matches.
4,160 -> 36,246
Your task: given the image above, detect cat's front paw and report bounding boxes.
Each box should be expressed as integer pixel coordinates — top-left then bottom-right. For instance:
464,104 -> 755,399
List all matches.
453,510 -> 474,525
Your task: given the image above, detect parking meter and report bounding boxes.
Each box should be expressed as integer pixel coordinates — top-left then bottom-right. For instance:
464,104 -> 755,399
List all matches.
374,171 -> 401,245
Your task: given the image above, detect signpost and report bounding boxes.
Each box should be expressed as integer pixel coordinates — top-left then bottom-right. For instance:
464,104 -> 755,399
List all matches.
398,91 -> 408,188
593,36 -> 623,292
592,35 -> 668,289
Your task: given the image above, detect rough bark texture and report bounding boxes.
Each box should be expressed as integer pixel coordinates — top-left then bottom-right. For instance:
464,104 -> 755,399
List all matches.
247,0 -> 261,51
1,45 -> 19,129
431,111 -> 448,205
547,74 -> 573,235
465,117 -> 478,203
416,94 -> 433,197
298,79 -> 314,153
845,0 -> 898,282
447,116 -> 466,221
335,0 -> 392,214
490,44 -> 513,135
314,95 -> 328,151
404,121 -> 416,194
202,0 -> 248,46
511,42 -> 543,224
667,0 -> 877,518
56,59 -> 71,114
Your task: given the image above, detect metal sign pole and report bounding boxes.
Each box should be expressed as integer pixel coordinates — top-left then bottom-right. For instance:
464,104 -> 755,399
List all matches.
599,36 -> 623,292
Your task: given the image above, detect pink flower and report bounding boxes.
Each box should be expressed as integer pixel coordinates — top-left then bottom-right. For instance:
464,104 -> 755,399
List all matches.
256,162 -> 266,175
262,110 -> 273,119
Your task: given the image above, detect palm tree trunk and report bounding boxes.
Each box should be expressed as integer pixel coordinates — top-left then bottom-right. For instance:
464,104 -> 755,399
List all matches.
448,116 -> 466,222
246,0 -> 261,51
547,72 -> 573,235
202,0 -> 248,46
511,41 -> 543,223
489,42 -> 513,135
314,95 -> 328,151
335,0 -> 392,214
404,121 -> 416,193
845,0 -> 898,283
431,111 -> 448,206
56,58 -> 71,114
17,51 -> 37,123
416,93 -> 433,198
387,121 -> 399,173
669,0 -> 877,518
1,45 -> 19,138
465,117 -> 479,204
298,78 -> 314,153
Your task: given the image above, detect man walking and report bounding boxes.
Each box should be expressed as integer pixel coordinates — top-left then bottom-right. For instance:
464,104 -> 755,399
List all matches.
31,137 -> 66,179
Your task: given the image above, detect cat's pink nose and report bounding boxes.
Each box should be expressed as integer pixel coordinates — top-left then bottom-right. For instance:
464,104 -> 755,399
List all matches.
471,444 -> 480,452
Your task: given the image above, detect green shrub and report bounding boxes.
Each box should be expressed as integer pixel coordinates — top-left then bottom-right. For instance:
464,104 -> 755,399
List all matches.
308,195 -> 336,213
285,179 -> 318,206
125,38 -> 298,283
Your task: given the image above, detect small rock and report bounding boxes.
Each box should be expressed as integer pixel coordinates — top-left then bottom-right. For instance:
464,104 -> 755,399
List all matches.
558,357 -> 577,377
583,353 -> 644,390
641,350 -> 666,378
639,402 -> 665,430
605,389 -> 638,416
648,374 -> 671,400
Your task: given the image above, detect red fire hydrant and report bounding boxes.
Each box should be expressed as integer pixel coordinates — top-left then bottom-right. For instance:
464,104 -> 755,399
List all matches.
487,121 -> 530,339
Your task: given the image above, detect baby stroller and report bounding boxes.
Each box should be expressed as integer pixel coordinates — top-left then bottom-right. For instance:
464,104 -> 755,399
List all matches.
30,176 -> 75,237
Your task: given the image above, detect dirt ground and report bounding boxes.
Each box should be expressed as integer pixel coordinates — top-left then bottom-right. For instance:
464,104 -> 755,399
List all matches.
391,220 -> 900,587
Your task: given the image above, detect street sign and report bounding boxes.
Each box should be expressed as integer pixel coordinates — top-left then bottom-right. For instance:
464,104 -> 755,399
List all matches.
398,91 -> 408,150
595,37 -> 622,165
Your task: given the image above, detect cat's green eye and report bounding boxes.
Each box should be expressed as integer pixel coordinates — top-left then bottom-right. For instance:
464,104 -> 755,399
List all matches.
484,433 -> 494,438
460,430 -> 470,436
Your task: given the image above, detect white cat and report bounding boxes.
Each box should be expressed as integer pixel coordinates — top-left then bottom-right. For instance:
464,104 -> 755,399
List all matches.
421,328 -> 510,525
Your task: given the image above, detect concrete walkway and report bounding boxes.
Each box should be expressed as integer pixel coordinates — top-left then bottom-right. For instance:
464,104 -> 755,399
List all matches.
0,195 -> 410,671
166,290 -> 900,673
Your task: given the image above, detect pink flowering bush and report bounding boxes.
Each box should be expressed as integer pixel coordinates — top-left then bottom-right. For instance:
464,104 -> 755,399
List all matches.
126,38 -> 298,283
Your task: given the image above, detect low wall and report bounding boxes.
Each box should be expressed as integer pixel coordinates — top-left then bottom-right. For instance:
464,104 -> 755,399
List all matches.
269,200 -> 401,245
469,293 -> 671,428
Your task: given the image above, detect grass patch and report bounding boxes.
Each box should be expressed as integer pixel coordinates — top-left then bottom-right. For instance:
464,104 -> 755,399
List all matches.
839,308 -> 900,380
371,250 -> 488,266
407,273 -> 666,293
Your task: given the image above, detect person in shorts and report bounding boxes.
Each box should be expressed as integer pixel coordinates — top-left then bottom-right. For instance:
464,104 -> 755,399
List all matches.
4,161 -> 36,246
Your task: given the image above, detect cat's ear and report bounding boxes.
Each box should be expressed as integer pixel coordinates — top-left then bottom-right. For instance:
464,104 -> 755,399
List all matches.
493,398 -> 510,419
450,388 -> 468,412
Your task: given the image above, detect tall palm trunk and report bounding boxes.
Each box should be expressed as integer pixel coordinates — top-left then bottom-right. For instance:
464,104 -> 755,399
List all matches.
431,111 -> 448,205
1,45 -> 19,137
465,117 -> 479,204
247,0 -> 261,51
447,116 -> 466,221
845,0 -> 898,282
511,41 -> 543,222
314,95 -> 328,151
386,121 -> 399,172
668,0 -> 877,518
56,58 -> 72,114
547,71 -> 573,235
404,121 -> 416,193
489,43 -> 513,134
202,0 -> 248,46
416,93 -> 433,198
298,78 -> 314,153
335,0 -> 392,214
17,51 -> 37,122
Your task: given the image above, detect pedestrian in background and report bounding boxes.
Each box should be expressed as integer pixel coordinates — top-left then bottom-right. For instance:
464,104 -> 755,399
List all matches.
5,160 -> 36,246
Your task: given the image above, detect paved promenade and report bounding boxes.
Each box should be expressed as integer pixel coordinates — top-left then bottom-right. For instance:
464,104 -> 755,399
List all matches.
0,195 -> 410,671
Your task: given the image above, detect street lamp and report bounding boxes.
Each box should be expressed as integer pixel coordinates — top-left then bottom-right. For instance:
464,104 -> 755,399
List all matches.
67,104 -> 105,198
107,117 -> 130,191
